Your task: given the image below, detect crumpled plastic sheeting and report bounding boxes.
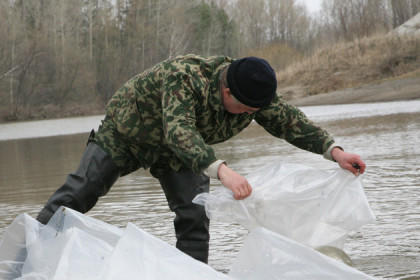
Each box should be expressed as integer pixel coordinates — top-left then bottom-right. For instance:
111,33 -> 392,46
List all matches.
0,213 -> 39,279
101,223 -> 225,280
228,227 -> 376,280
194,163 -> 376,249
0,207 -> 229,280
0,207 -> 377,279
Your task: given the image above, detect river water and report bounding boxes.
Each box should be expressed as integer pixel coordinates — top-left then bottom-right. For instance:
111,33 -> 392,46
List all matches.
0,100 -> 419,279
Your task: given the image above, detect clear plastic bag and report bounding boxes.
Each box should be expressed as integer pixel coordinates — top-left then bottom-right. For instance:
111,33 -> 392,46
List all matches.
228,227 -> 376,280
0,207 -> 230,280
0,162 -> 377,279
0,213 -> 39,280
0,204 -> 377,279
194,163 -> 376,249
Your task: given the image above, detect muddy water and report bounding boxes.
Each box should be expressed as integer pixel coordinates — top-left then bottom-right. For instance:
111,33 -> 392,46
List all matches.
0,100 -> 419,279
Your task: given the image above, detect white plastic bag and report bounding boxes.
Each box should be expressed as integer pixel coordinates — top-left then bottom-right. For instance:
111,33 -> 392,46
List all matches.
194,163 -> 376,249
0,213 -> 40,280
1,206 -> 377,279
228,227 -> 376,280
0,207 -> 230,280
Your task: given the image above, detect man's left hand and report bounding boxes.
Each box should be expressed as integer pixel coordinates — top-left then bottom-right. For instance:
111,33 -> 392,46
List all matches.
331,147 -> 366,175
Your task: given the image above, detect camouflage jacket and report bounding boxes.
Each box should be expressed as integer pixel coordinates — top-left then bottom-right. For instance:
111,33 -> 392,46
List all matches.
105,54 -> 334,177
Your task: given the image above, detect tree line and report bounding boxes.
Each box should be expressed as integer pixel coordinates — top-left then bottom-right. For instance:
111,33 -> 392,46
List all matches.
1,0 -> 419,120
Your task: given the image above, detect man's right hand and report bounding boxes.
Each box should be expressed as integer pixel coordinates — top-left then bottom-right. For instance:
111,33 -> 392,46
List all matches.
217,163 -> 252,200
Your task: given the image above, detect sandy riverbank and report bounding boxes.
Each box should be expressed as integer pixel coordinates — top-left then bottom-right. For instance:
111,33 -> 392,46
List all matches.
286,76 -> 420,107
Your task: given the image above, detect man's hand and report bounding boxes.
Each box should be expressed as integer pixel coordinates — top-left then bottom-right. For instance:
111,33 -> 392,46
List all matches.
217,163 -> 252,200
331,147 -> 366,175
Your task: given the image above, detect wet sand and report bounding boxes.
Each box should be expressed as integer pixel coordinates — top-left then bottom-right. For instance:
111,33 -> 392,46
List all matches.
286,77 -> 420,106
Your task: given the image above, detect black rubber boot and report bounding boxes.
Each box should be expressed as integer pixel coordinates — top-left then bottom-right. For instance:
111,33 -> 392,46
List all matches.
158,168 -> 210,263
36,142 -> 120,225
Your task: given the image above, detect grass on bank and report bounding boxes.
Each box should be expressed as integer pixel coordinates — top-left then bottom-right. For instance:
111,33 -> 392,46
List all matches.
275,34 -> 420,100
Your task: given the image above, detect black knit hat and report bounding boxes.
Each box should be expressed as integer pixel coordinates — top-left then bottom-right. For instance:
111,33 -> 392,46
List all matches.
227,57 -> 277,108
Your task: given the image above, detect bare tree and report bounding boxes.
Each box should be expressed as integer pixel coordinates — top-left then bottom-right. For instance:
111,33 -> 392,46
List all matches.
320,0 -> 391,43
390,0 -> 420,27
233,0 -> 267,51
156,0 -> 195,58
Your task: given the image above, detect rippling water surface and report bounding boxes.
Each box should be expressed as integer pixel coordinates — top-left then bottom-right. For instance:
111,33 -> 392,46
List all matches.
0,100 -> 419,279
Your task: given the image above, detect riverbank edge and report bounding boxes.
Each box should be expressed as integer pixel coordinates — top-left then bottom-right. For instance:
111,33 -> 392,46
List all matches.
1,77 -> 419,124
286,76 -> 420,106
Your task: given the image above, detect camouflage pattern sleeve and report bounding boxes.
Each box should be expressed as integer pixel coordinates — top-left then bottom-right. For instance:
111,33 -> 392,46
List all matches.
161,72 -> 218,174
254,95 -> 335,155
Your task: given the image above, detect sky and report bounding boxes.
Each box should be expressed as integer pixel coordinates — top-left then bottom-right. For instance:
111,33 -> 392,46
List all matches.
300,0 -> 323,14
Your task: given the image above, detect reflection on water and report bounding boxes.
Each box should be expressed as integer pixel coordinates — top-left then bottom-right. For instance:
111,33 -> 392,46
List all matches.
0,100 -> 419,279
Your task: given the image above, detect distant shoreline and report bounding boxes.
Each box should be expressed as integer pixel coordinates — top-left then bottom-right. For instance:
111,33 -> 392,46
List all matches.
1,99 -> 419,142
287,77 -> 420,107
1,77 -> 418,124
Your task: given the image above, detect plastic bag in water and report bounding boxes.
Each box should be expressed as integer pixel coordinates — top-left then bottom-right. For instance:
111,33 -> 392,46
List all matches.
228,227 -> 376,280
194,163 -> 376,249
0,206 -> 377,279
